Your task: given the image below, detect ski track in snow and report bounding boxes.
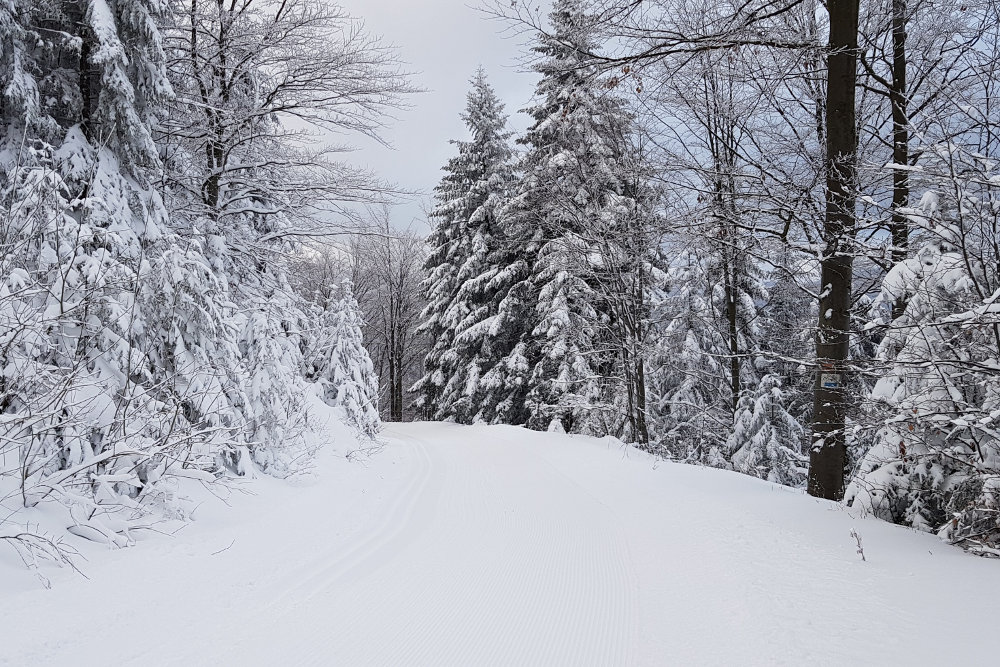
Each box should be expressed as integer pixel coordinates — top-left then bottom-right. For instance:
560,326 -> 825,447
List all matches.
2,421 -> 999,666
179,424 -> 638,667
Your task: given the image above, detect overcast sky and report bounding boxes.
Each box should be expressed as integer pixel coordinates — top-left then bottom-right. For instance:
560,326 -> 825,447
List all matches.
332,1 -> 542,234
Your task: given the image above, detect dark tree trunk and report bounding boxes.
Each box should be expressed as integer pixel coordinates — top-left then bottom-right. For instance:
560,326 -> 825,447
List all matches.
633,356 -> 649,445
73,1 -> 99,141
890,0 -> 910,320
808,0 -> 860,500
386,349 -> 400,422
722,248 -> 741,416
391,350 -> 404,422
621,337 -> 649,445
704,69 -> 742,421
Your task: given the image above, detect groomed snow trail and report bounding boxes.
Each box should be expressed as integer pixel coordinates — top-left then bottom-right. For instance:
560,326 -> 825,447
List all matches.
2,421 -> 999,666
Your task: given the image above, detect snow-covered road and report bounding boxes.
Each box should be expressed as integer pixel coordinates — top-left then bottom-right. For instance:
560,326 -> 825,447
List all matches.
2,421 -> 999,666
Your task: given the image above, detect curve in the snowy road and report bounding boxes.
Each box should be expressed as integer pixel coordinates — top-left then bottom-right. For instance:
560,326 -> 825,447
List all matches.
201,422 -> 639,667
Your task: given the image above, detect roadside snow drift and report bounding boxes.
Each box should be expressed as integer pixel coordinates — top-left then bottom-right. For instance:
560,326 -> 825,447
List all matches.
2,420 -> 998,666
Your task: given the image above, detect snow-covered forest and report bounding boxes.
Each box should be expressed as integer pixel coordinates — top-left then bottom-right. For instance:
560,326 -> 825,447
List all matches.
2,0 -> 1000,662
408,0 -> 1000,555
0,0 -> 400,563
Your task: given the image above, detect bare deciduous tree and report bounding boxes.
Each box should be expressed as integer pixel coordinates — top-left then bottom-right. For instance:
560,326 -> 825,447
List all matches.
348,210 -> 428,422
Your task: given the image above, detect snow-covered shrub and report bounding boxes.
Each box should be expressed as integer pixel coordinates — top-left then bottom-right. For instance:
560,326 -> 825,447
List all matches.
847,145 -> 1000,554
0,135 -> 227,539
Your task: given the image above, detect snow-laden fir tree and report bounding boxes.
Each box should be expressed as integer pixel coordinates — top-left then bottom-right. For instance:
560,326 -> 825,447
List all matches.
492,0 -> 659,437
413,69 -> 516,422
727,374 -> 806,486
512,0 -> 605,434
305,282 -> 381,439
647,248 -> 730,462
0,0 -> 229,524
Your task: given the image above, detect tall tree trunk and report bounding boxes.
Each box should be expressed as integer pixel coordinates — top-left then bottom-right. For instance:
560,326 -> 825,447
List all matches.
890,0 -> 910,320
808,0 -> 860,500
634,356 -> 649,445
74,1 -> 99,142
392,347 -> 404,422
722,247 -> 741,416
386,351 -> 399,421
623,342 -> 637,438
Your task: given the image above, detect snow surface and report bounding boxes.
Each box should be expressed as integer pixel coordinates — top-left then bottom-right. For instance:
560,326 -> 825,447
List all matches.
2,416 -> 999,666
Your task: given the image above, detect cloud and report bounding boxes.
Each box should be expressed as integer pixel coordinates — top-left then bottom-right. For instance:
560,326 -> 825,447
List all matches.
332,0 -> 539,232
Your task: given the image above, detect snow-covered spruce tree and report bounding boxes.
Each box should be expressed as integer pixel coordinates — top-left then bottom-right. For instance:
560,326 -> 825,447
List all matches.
0,0 -> 233,530
727,374 -> 806,486
491,0 -> 658,437
304,282 -> 381,439
758,244 -> 817,436
513,0 -> 604,434
647,247 -> 731,463
413,69 -> 516,423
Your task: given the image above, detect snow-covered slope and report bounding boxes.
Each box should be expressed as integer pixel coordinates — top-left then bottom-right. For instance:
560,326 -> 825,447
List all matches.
2,420 -> 997,666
